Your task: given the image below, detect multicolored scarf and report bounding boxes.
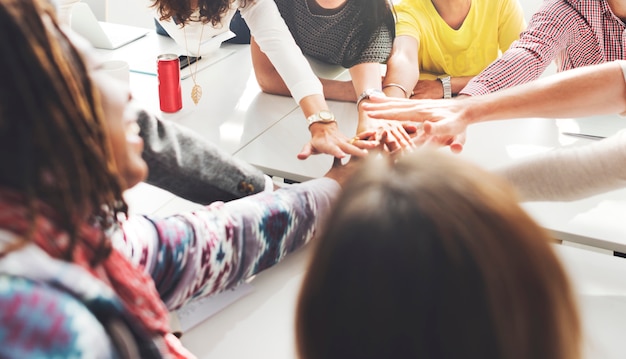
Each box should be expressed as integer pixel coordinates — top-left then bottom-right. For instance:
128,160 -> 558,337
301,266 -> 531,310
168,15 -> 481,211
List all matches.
0,188 -> 194,358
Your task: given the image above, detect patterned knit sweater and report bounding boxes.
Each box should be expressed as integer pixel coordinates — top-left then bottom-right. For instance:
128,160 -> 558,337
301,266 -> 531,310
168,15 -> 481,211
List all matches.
0,178 -> 339,357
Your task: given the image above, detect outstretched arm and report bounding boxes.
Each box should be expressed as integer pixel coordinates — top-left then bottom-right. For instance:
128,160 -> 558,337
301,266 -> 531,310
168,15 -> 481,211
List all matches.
138,112 -> 270,204
460,1 -> 579,96
382,35 -> 420,99
497,130 -> 626,201
363,61 -> 626,140
116,158 -> 359,310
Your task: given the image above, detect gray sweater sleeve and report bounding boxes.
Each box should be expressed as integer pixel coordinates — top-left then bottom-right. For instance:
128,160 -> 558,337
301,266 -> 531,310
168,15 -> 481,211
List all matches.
137,111 -> 268,204
496,130 -> 626,202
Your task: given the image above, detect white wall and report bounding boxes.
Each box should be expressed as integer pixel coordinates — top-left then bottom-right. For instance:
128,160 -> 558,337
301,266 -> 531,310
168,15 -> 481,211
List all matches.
107,0 -> 154,28
82,0 -> 106,20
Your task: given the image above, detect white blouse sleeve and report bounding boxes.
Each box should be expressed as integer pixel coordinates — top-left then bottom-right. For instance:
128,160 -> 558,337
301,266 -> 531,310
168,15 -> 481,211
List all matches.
496,130 -> 626,202
239,0 -> 323,103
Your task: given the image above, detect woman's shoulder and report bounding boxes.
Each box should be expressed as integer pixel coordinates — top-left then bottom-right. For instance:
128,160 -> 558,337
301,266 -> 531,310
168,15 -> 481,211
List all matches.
0,274 -> 116,358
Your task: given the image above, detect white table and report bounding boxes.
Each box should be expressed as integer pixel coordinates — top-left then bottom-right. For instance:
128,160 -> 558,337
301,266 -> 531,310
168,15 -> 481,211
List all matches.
100,35 -> 626,359
97,32 -> 298,155
174,242 -> 626,359
234,111 -> 626,253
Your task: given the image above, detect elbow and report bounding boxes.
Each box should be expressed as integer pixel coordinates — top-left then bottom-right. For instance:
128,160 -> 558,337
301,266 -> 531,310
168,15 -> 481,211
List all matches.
254,72 -> 289,96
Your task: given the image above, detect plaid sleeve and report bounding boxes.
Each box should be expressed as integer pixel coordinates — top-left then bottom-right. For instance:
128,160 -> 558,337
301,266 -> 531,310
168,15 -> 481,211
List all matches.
461,0 -> 579,96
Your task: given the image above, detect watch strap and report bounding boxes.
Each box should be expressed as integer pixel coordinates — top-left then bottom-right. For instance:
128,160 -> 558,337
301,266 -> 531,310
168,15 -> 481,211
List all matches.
357,88 -> 385,108
438,75 -> 452,99
306,110 -> 336,128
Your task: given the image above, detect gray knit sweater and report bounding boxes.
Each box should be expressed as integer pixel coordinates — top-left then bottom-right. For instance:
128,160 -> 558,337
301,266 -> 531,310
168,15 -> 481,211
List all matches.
274,0 -> 393,68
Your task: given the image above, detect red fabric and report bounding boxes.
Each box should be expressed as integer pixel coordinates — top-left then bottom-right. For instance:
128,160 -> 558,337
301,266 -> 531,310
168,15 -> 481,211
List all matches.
0,189 -> 193,358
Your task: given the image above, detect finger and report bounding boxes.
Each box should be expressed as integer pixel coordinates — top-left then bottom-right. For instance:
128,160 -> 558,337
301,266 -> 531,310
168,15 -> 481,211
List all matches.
423,135 -> 449,149
401,122 -> 421,134
380,131 -> 401,153
449,132 -> 466,153
332,156 -> 343,168
339,141 -> 369,157
423,118 -> 465,137
352,130 -> 378,142
297,143 -> 314,160
395,125 -> 415,147
351,138 -> 380,150
388,128 -> 413,150
410,132 -> 429,147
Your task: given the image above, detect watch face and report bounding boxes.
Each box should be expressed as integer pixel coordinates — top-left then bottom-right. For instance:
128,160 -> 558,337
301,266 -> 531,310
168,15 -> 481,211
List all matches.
319,110 -> 334,121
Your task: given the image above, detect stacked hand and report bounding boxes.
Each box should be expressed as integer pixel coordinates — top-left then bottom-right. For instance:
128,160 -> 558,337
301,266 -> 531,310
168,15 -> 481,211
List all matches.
297,122 -> 379,160
353,118 -> 419,154
360,94 -> 469,153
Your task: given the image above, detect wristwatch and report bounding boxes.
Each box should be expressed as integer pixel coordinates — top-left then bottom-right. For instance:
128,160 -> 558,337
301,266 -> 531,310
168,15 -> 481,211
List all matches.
438,75 -> 452,99
356,88 -> 385,108
306,110 -> 336,128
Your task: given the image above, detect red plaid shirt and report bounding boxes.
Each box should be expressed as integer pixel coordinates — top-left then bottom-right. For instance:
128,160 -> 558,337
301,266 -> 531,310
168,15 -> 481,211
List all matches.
461,0 -> 626,96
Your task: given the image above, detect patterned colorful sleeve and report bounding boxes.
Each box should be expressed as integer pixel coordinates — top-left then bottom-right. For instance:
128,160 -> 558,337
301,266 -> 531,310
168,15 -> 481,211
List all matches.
115,177 -> 340,310
0,275 -> 115,358
460,0 -> 578,96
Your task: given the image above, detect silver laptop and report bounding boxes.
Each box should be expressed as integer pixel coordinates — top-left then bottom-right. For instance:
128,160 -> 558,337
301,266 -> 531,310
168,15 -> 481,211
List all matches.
70,3 -> 149,50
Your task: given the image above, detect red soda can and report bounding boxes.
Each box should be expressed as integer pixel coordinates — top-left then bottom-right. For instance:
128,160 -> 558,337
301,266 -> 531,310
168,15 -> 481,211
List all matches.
157,54 -> 182,113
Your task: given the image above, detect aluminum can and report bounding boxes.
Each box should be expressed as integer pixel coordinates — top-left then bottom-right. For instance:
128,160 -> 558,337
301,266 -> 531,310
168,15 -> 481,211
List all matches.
157,54 -> 182,113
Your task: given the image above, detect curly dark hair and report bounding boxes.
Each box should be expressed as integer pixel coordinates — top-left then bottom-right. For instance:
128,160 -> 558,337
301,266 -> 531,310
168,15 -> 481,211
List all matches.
0,0 -> 127,263
152,0 -> 250,26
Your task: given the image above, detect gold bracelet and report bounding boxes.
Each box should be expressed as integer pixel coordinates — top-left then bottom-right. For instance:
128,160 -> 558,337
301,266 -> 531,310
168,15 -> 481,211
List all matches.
382,83 -> 413,98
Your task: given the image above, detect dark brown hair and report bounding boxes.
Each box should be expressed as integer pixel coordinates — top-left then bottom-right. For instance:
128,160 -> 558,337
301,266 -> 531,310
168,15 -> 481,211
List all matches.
296,149 -> 581,359
0,0 -> 127,262
152,0 -> 250,26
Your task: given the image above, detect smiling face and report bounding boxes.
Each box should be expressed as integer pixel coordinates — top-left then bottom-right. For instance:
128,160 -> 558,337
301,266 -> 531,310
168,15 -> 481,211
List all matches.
89,70 -> 148,190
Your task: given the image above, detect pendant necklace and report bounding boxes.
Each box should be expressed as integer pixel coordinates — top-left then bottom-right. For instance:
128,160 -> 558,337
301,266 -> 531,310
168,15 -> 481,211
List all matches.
183,23 -> 205,105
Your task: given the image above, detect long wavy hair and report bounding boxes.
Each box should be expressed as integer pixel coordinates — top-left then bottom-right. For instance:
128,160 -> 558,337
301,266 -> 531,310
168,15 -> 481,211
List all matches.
152,0 -> 250,26
296,149 -> 581,359
360,0 -> 396,39
0,0 -> 127,263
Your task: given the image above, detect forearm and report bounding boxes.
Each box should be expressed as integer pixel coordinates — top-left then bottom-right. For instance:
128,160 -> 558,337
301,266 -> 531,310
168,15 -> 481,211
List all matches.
469,61 -> 626,122
383,36 -> 419,98
450,76 -> 474,96
117,177 -> 341,310
461,7 -> 573,96
242,0 -> 323,103
496,130 -> 626,201
320,78 -> 357,102
138,112 -> 267,203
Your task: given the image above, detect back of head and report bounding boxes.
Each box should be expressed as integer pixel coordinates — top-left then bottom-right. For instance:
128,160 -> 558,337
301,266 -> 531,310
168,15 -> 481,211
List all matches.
0,0 -> 125,257
152,0 -> 250,26
296,149 -> 581,359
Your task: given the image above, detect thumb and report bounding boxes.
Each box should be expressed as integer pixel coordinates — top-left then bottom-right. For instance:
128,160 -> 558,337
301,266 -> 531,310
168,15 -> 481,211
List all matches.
423,118 -> 464,137
449,132 -> 466,153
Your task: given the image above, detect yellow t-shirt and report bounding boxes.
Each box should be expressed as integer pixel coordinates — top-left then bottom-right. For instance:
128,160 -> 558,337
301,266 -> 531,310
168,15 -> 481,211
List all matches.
394,0 -> 526,79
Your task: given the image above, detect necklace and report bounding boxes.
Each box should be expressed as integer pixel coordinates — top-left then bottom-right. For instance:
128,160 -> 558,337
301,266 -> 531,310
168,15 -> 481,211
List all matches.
183,23 -> 205,105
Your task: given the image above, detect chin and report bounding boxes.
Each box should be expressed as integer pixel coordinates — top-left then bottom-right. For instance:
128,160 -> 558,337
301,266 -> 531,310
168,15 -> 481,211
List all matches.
121,162 -> 149,190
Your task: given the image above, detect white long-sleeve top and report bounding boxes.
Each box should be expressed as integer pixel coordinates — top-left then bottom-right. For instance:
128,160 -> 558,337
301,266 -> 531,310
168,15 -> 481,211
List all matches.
497,130 -> 626,202
153,0 -> 323,103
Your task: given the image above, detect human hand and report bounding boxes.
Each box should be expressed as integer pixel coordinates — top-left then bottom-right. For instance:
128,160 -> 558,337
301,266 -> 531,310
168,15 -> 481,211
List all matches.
297,122 -> 379,160
409,129 -> 467,153
360,94 -> 470,152
355,119 -> 419,154
410,79 -> 445,99
323,156 -> 363,188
